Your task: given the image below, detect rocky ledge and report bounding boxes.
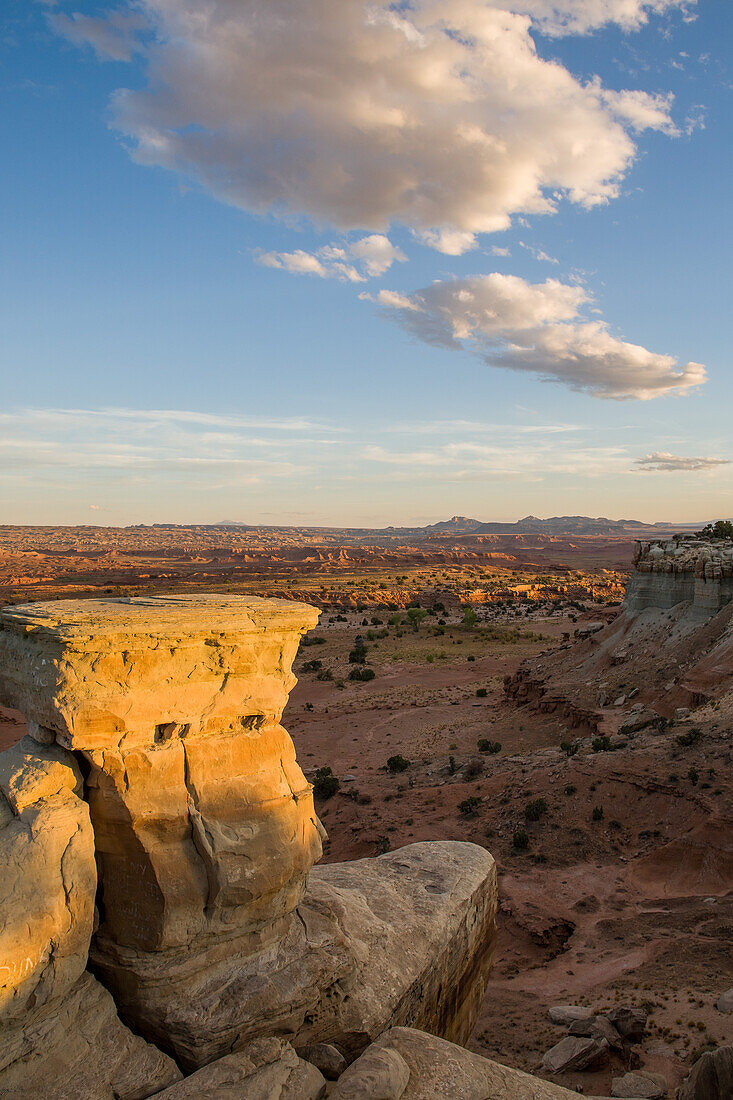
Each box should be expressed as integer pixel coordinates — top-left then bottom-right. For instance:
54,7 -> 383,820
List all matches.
0,595 -> 497,1096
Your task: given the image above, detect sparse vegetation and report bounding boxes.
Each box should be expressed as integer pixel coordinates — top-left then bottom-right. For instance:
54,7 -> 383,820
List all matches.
313,767 -> 339,800
386,754 -> 410,774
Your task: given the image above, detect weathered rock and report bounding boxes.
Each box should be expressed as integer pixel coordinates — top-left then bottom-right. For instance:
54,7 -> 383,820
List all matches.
0,971 -> 181,1100
606,1006 -> 648,1040
569,1014 -> 625,1050
611,1070 -> 667,1098
93,840 -> 497,1067
677,1047 -> 733,1100
542,1035 -> 609,1074
330,1026 -> 598,1099
715,989 -> 733,1014
0,595 -> 324,955
299,1042 -> 347,1080
149,1037 -> 325,1099
548,1004 -> 595,1026
0,736 -> 95,1025
1,597 -> 497,1077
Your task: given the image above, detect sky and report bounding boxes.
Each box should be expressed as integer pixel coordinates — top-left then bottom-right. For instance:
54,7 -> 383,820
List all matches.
1,0 -> 731,527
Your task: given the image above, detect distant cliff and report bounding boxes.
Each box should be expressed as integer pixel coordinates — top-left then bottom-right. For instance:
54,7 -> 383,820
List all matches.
625,535 -> 733,618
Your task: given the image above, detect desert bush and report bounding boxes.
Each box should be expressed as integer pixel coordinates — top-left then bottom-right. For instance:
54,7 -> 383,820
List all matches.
448,755 -> 457,774
302,635 -> 327,646
512,829 -> 529,850
563,784 -> 577,795
676,728 -> 702,747
475,687 -> 488,698
464,758 -> 484,780
313,767 -> 339,800
458,796 -> 481,816
375,836 -> 390,854
591,805 -> 604,821
316,668 -> 333,681
688,767 -> 699,785
477,738 -> 501,754
592,735 -> 612,752
560,740 -> 579,757
301,659 -> 322,673
348,666 -> 375,682
524,798 -> 548,822
386,754 -> 410,774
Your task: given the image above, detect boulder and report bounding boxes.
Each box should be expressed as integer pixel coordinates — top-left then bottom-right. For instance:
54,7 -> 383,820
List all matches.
677,1047 -> 733,1100
548,1004 -> 595,1026
149,1037 -> 325,1099
611,1070 -> 667,1098
606,1006 -> 648,1040
0,971 -> 181,1100
542,1035 -> 609,1074
299,1043 -> 347,1080
715,989 -> 733,1014
330,1026 -> 596,1099
569,1015 -> 624,1051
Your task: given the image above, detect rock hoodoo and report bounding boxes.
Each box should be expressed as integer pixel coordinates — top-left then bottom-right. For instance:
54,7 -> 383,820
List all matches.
0,595 -> 497,1095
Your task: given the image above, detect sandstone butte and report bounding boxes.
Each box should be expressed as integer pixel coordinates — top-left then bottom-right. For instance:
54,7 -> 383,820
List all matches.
0,593 -> 622,1098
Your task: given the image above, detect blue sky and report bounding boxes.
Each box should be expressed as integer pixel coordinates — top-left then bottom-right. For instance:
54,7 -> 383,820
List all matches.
1,0 -> 730,526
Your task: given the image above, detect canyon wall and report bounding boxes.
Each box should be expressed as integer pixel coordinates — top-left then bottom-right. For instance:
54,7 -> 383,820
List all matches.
626,536 -> 733,617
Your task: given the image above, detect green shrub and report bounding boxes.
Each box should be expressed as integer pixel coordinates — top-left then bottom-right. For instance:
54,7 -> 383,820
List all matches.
524,798 -> 548,822
348,667 -> 375,682
458,796 -> 481,816
591,805 -> 604,821
477,738 -> 501,754
387,754 -> 410,774
563,784 -> 577,796
592,736 -> 612,753
561,740 -> 579,757
313,767 -> 339,800
512,829 -> 529,850
676,728 -> 702,748
476,687 -> 488,698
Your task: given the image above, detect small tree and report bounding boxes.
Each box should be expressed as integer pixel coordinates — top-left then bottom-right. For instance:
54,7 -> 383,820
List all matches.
463,606 -> 477,628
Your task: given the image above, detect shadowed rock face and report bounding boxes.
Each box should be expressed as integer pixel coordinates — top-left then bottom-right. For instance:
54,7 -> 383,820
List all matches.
0,594 -> 498,1083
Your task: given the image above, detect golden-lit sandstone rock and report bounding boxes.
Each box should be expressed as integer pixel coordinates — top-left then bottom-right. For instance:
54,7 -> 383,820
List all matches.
0,733 -> 180,1099
0,595 -> 497,1075
0,595 -> 324,954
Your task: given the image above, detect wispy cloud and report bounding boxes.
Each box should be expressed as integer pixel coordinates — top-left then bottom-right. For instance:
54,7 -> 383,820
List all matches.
256,234 -> 406,282
634,452 -> 730,472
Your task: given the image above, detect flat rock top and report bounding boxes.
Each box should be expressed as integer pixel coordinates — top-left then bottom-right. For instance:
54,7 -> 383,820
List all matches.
0,594 -> 320,641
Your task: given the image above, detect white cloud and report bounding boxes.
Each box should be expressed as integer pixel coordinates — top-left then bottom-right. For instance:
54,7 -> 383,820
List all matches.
257,234 -> 406,281
374,272 -> 706,399
490,1 -> 692,36
63,1 -> 682,254
634,452 -> 730,471
490,245 -> 512,257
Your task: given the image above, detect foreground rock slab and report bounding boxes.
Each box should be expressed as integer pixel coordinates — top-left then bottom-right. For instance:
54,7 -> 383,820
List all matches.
95,840 -> 497,1067
329,1026 -> 601,1099
150,1037 -> 325,1099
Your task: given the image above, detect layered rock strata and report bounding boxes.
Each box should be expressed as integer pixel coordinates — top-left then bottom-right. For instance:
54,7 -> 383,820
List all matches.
626,536 -> 733,617
0,595 -> 497,1082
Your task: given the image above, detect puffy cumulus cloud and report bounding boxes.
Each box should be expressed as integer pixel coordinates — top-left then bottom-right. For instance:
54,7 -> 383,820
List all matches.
488,1 -> 692,36
634,452 -> 730,471
375,272 -> 706,399
68,0 -> 681,253
257,234 -> 406,282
